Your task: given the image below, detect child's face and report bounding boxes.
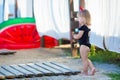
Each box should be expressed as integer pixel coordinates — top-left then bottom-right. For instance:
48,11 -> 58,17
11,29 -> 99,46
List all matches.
78,16 -> 86,25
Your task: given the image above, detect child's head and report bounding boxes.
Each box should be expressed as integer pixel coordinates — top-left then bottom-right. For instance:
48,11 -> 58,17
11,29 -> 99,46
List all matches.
77,9 -> 91,26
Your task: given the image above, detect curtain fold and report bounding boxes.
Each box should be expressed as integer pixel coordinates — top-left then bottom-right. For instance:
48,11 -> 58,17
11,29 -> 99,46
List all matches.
85,0 -> 120,53
4,0 -> 15,21
34,0 -> 70,39
73,0 -> 80,12
0,0 -> 4,23
17,0 -> 33,17
104,0 -> 120,53
4,0 -> 9,21
85,0 -> 105,49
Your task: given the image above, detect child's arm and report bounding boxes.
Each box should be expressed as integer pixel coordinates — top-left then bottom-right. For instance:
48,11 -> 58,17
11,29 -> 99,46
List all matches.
73,30 -> 84,39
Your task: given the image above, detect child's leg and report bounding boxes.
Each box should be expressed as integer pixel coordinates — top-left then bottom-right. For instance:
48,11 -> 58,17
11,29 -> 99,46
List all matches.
88,59 -> 96,75
80,45 -> 89,75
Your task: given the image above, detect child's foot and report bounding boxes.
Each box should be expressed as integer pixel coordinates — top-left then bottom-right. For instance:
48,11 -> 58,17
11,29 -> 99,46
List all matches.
83,72 -> 88,76
90,68 -> 96,75
81,71 -> 88,76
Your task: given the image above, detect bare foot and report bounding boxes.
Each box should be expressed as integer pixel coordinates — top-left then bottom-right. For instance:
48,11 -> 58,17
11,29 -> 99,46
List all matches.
81,71 -> 88,76
90,68 -> 96,75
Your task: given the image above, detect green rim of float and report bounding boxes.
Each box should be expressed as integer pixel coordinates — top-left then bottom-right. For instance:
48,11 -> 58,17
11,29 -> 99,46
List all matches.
0,18 -> 35,30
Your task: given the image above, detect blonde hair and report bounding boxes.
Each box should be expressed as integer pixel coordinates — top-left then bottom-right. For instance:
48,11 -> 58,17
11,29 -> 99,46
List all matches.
78,9 -> 91,26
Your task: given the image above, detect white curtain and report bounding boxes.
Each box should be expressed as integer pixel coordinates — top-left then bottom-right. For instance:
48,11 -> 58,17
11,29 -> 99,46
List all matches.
0,0 -> 4,23
104,0 -> 120,53
34,0 -> 70,39
85,0 -> 105,49
85,0 -> 120,53
4,0 -> 9,21
4,0 -> 15,21
73,0 -> 80,12
17,0 -> 33,17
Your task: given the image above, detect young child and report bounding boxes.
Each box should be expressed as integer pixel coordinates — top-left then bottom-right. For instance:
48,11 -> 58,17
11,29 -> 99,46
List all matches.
72,9 -> 96,75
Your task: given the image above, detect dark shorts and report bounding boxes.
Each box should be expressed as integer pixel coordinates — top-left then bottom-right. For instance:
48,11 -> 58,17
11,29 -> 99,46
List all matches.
85,44 -> 91,48
79,43 -> 91,48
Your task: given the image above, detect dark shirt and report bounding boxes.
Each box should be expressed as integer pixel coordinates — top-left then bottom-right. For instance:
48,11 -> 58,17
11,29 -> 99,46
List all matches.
78,25 -> 91,48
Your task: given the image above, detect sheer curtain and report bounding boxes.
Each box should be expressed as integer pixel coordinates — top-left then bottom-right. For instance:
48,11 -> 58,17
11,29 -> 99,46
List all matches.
85,0 -> 120,53
73,0 -> 80,12
34,0 -> 70,39
85,0 -> 105,49
17,0 -> 33,17
104,0 -> 120,53
4,0 -> 15,21
0,0 -> 4,23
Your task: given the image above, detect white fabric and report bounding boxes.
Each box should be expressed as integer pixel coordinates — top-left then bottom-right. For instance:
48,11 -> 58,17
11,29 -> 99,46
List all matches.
104,0 -> 120,53
85,0 -> 105,49
0,0 -> 4,23
4,0 -> 15,21
17,0 -> 33,17
34,0 -> 70,39
73,0 -> 80,12
4,0 -> 9,21
85,0 -> 120,53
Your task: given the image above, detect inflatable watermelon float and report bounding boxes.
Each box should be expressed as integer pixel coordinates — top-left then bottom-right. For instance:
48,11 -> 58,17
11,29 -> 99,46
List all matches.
42,35 -> 59,48
0,18 -> 41,49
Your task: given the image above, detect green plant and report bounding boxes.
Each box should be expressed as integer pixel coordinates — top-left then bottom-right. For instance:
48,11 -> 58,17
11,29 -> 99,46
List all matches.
89,45 -> 120,67
90,45 -> 96,56
107,73 -> 120,80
